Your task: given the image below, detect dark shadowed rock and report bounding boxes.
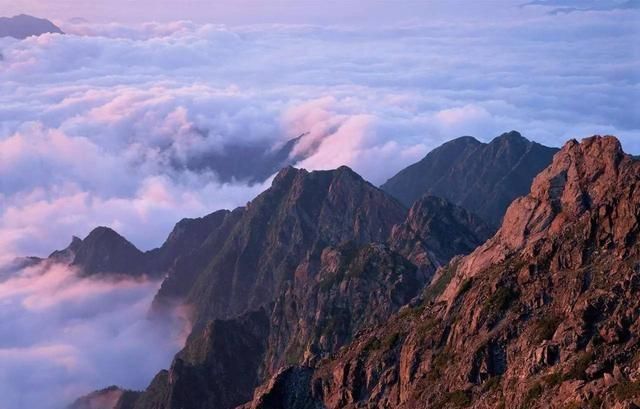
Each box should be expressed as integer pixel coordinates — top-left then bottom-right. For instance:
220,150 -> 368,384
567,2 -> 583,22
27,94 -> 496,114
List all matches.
172,165 -> 408,324
0,14 -> 63,39
133,309 -> 270,409
66,227 -> 147,277
382,131 -> 558,227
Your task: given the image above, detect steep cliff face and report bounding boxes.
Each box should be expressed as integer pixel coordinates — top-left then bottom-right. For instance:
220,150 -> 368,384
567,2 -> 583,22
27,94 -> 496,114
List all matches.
382,131 -> 558,227
179,165 -> 408,324
262,243 -> 423,376
243,136 -> 640,409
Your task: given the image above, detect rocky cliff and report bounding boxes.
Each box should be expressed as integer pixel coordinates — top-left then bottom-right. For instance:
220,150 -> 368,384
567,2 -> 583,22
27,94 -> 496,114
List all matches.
242,136 -> 640,409
163,165 -> 408,325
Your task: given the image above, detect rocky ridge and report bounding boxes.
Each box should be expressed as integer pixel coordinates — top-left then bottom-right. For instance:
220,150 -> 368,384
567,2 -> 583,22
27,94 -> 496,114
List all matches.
111,166 -> 489,409
241,136 -> 640,409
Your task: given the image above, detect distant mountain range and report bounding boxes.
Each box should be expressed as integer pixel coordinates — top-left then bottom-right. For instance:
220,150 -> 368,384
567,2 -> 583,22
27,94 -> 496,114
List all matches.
59,132 -> 640,408
0,14 -> 63,39
381,131 -> 558,227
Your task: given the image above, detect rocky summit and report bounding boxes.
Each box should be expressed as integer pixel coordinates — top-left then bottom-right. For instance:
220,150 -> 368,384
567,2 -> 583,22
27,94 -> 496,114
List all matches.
239,136 -> 640,409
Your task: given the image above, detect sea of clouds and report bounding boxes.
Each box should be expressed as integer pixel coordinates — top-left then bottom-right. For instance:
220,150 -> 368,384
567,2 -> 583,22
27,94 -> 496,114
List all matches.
0,261 -> 190,409
0,5 -> 638,408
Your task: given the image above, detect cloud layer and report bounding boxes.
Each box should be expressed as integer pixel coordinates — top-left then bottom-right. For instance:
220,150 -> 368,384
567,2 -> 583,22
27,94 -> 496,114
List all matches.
0,261 -> 189,409
1,9 -> 637,257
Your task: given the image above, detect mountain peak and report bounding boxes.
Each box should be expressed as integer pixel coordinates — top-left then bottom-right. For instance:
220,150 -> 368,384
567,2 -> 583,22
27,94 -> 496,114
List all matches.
69,226 -> 145,277
443,134 -> 639,301
492,130 -> 524,142
382,131 -> 558,226
0,14 -> 63,39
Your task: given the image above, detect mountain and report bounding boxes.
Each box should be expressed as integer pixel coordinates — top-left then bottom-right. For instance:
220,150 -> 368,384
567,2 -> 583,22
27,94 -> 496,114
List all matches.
243,136 -> 640,409
381,131 -> 558,227
100,166 -> 489,409
154,165 -> 408,324
43,210 -> 239,279
48,227 -> 146,277
389,195 -> 492,276
0,14 -> 63,39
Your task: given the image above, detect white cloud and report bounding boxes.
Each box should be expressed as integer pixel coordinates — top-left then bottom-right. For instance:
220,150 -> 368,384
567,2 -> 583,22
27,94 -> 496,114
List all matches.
0,262 -> 189,409
0,11 -> 637,258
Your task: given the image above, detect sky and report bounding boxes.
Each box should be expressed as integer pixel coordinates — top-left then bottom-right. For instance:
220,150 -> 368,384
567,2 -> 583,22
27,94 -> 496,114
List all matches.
2,0 -> 541,25
0,2 -> 638,407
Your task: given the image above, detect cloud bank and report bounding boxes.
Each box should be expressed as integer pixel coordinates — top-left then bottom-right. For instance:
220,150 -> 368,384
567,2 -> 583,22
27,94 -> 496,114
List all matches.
0,261 -> 189,409
1,9 -> 638,258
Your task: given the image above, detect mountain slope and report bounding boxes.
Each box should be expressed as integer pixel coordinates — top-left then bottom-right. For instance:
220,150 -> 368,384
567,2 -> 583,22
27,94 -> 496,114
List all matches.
0,14 -> 63,39
245,135 -> 640,409
169,165 -> 408,324
118,167 -> 490,409
381,131 -> 558,227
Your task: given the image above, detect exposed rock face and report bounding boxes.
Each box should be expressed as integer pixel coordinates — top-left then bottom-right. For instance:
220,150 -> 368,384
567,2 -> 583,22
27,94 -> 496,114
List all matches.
263,242 -> 423,375
389,195 -> 492,277
382,131 -> 558,227
242,136 -> 640,409
132,309 -> 270,409
173,165 -> 408,324
0,14 -> 63,39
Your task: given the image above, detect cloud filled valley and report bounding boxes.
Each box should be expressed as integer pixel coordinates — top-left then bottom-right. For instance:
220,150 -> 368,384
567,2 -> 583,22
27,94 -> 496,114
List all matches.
0,260 -> 189,409
0,5 -> 638,408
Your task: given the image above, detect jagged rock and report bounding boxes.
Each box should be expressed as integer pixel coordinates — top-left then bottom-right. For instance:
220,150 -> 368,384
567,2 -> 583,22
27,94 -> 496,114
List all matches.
125,165 -> 488,409
389,195 -> 492,277
239,136 -> 640,409
133,309 -> 270,409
